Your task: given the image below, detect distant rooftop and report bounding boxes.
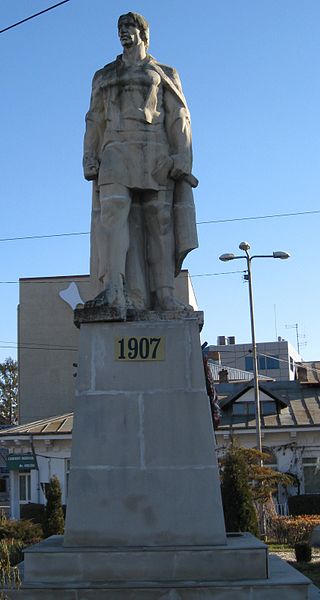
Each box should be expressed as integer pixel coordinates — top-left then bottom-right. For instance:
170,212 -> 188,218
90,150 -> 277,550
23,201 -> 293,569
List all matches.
216,380 -> 320,430
0,413 -> 73,437
208,360 -> 272,383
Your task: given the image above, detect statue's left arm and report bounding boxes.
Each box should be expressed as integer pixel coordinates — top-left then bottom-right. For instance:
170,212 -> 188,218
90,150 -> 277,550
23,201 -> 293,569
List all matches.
83,70 -> 105,181
163,68 -> 193,181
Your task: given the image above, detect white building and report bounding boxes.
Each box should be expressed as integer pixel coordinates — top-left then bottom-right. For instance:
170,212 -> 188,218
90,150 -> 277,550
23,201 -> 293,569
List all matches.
215,379 -> 320,513
209,337 -> 302,381
0,414 -> 72,519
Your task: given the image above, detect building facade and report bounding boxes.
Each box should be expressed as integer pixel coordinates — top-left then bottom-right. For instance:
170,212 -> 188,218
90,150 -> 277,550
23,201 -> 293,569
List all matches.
215,380 -> 320,513
209,337 -> 302,381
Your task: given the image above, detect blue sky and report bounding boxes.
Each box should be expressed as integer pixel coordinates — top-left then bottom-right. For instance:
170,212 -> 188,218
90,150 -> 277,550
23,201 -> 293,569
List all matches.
1,0 -> 320,363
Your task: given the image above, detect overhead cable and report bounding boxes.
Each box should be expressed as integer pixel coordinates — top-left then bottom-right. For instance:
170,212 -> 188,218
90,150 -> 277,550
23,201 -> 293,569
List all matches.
0,0 -> 71,34
0,208 -> 319,243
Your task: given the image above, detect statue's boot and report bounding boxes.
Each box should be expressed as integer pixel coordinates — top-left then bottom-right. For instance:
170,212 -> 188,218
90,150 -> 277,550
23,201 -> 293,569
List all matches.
154,286 -> 192,312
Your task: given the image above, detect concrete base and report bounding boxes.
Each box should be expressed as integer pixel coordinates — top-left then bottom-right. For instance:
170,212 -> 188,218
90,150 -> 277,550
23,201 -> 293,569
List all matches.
23,533 -> 268,584
64,315 -> 226,547
9,314 -> 315,599
6,555 -> 314,599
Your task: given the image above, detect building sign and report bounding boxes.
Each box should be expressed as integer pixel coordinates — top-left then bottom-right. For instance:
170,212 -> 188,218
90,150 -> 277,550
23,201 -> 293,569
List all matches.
7,453 -> 37,471
115,336 -> 165,361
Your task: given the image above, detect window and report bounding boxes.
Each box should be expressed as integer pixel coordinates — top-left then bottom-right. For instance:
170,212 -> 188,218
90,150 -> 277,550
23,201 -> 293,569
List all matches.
19,473 -> 31,503
303,457 -> 320,494
232,402 -> 255,416
262,401 -> 276,416
265,355 -> 279,370
245,356 -> 253,371
232,401 -> 276,417
245,355 -> 279,371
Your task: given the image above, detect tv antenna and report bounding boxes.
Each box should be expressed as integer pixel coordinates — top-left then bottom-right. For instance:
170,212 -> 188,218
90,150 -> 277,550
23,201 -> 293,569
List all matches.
285,323 -> 307,355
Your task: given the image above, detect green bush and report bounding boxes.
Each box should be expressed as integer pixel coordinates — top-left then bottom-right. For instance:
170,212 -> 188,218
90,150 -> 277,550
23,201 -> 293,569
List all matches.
20,503 -> 45,527
288,494 -> 320,516
0,540 -> 21,592
0,519 -> 43,546
294,541 -> 312,562
5,539 -> 24,567
221,444 -> 259,536
43,476 -> 65,538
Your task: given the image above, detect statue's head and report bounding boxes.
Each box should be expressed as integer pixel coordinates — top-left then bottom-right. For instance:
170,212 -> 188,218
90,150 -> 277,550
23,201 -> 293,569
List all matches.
118,12 -> 149,50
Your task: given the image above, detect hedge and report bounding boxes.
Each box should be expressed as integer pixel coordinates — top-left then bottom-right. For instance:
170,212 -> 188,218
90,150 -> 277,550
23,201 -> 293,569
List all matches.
0,519 -> 43,546
288,494 -> 320,516
270,515 -> 320,545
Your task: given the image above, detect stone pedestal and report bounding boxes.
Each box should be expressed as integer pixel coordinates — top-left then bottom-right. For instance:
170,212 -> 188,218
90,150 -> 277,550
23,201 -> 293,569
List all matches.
10,311 -> 316,598
64,312 -> 225,547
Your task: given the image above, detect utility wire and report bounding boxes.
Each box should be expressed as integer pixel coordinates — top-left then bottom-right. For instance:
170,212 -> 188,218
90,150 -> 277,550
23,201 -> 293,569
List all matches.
0,0 -> 71,34
0,231 -> 88,243
0,270 -> 246,284
197,209 -> 320,225
0,345 -> 77,352
0,208 -> 319,243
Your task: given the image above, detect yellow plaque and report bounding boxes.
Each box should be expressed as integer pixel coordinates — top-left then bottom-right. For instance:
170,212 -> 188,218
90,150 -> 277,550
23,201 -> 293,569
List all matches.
115,336 -> 165,361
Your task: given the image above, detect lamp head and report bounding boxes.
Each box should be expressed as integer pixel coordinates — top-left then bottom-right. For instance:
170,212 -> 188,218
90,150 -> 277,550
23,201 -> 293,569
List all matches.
273,251 -> 290,260
219,253 -> 236,262
239,241 -> 250,252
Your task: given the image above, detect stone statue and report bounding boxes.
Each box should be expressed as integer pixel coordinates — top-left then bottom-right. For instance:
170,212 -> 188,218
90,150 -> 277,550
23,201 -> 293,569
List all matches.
83,12 -> 198,314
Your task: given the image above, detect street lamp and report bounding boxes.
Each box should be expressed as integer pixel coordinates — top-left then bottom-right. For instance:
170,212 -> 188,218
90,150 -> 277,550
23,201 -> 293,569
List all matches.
219,242 -> 290,456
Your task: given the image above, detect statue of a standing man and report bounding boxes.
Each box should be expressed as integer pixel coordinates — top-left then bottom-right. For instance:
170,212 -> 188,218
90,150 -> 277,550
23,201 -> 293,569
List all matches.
83,12 -> 198,314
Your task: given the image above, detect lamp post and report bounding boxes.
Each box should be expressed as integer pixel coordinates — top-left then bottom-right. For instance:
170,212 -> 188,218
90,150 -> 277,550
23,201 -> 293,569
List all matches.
219,242 -> 290,457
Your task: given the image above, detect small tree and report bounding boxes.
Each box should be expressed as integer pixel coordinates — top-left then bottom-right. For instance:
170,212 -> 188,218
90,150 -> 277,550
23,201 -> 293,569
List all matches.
239,447 -> 293,506
220,444 -> 259,536
43,476 -> 65,538
0,358 -> 18,425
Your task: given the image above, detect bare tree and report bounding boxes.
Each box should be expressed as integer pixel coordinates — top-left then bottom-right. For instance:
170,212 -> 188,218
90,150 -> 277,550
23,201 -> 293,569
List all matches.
0,358 -> 18,425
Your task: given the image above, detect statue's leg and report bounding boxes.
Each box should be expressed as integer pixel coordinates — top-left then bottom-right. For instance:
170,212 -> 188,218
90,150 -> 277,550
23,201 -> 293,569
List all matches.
95,183 -> 131,308
144,190 -> 182,311
125,193 -> 150,309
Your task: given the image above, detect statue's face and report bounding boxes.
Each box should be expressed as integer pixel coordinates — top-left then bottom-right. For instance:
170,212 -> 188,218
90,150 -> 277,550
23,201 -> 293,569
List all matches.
118,16 -> 142,48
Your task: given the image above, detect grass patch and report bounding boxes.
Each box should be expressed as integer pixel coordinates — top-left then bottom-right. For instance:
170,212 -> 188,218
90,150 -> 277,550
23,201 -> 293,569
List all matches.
268,543 -> 292,552
289,560 -> 320,589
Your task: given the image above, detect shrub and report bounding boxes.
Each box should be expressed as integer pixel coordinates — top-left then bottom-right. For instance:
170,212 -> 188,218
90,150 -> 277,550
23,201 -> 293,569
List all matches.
294,541 -> 312,562
4,539 -> 24,567
221,444 -> 259,536
43,476 -> 65,538
0,540 -> 21,594
0,519 -> 43,546
288,494 -> 320,516
270,515 -> 320,546
20,503 -> 45,527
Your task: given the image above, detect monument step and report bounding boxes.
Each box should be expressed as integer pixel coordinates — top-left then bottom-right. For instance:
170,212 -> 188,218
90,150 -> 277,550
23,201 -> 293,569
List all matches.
23,533 -> 268,584
7,557 -> 312,600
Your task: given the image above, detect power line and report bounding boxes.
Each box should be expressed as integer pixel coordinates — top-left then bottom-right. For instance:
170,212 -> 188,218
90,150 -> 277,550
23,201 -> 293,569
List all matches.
0,0 -> 71,34
0,270 -> 246,284
192,270 -> 245,278
0,231 -> 88,243
0,339 -> 76,350
0,345 -> 77,352
197,209 -> 320,225
0,208 -> 318,243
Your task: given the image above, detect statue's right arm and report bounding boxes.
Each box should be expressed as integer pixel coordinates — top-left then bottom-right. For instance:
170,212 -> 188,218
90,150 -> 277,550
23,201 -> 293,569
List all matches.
83,72 -> 105,181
